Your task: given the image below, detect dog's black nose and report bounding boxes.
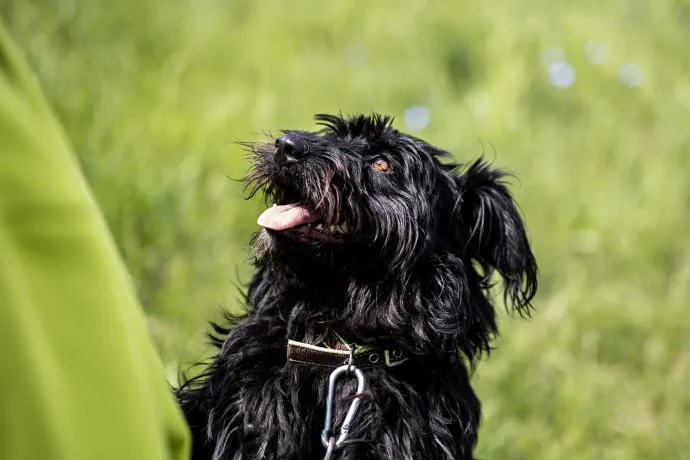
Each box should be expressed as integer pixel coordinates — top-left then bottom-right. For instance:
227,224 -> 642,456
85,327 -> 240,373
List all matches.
275,135 -> 307,166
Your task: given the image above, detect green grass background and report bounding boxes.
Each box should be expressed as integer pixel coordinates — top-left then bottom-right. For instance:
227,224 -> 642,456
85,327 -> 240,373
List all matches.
4,0 -> 690,458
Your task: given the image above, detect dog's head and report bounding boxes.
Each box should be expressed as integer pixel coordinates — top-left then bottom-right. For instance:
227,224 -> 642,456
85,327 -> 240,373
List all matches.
243,113 -> 537,355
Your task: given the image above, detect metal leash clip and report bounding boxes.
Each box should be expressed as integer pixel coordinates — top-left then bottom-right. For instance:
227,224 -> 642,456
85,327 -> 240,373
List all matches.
321,346 -> 366,460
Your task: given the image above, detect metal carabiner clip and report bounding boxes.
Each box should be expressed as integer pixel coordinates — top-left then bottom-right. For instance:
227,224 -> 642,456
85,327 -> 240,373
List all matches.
321,364 -> 367,451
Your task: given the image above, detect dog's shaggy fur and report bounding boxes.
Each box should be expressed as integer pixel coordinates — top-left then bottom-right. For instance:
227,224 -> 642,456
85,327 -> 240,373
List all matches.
176,113 -> 538,460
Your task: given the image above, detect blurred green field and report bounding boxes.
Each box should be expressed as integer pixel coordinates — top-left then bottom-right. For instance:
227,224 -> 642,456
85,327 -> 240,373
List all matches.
4,0 -> 690,458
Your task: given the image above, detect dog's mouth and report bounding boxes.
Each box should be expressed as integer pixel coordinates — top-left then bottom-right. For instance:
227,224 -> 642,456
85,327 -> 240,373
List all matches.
257,203 -> 349,242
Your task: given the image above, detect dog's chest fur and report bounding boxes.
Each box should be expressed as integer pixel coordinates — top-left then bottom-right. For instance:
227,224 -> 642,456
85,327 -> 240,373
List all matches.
181,302 -> 481,460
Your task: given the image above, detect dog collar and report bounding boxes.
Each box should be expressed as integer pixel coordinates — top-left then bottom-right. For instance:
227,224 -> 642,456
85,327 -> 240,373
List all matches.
287,333 -> 410,369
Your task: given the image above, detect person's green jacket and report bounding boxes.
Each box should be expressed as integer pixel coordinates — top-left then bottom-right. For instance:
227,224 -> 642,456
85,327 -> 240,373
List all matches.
0,20 -> 191,460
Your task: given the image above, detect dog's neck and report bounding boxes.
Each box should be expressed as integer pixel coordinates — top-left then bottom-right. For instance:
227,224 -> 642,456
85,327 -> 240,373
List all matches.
249,253 -> 473,356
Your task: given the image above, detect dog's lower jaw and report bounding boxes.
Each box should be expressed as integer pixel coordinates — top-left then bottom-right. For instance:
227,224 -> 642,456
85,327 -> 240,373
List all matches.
178,310 -> 481,460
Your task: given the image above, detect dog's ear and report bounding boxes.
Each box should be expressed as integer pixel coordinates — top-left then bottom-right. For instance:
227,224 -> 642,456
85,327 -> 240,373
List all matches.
452,159 -> 538,315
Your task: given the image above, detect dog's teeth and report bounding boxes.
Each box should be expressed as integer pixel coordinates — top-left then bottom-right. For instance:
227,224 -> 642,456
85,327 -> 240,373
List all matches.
307,223 -> 312,227
329,225 -> 336,233
272,203 -> 277,207
315,223 -> 324,231
338,223 -> 348,233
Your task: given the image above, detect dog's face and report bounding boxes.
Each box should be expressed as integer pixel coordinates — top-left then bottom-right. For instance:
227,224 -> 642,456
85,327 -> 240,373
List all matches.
244,113 -> 537,331
245,114 -> 450,272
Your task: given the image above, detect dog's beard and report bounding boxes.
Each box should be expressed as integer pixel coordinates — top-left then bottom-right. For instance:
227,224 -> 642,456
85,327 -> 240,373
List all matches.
245,165 -> 433,277
244,159 -> 367,276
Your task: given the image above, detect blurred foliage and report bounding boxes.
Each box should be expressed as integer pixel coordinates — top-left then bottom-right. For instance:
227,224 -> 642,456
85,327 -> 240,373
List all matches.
3,0 -> 690,458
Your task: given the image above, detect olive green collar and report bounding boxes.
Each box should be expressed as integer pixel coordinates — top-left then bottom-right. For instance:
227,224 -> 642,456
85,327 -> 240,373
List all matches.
286,332 -> 410,369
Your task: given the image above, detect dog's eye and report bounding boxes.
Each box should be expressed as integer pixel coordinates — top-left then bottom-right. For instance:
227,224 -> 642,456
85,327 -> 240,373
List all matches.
372,158 -> 390,172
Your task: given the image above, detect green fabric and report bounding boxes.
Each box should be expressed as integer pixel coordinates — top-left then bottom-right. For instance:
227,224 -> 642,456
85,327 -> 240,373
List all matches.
0,20 -> 190,460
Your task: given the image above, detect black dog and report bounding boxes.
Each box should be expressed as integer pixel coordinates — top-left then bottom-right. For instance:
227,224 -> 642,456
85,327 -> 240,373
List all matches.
176,113 -> 538,460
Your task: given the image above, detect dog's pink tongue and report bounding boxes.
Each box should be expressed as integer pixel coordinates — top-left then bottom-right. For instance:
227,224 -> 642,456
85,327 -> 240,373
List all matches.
257,203 -> 321,231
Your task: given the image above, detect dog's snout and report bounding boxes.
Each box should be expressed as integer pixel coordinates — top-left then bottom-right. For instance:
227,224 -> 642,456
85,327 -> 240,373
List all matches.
275,135 -> 307,166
